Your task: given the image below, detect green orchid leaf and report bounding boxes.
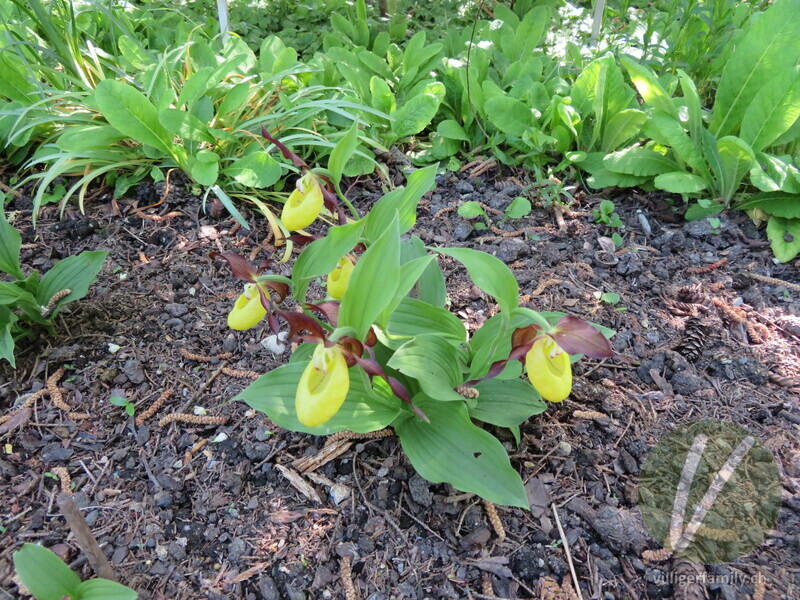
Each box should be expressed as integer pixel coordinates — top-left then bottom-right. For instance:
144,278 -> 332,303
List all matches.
76,578 -> 138,600
340,217 -> 400,341
388,334 -> 468,401
13,544 -> 81,600
470,378 -> 547,428
436,247 -> 519,314
395,400 -> 529,508
36,251 -> 107,311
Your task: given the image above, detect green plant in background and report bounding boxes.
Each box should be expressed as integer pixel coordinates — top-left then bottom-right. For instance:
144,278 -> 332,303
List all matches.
584,0 -> 800,254
13,543 -> 137,600
0,199 -> 106,367
592,198 -> 624,241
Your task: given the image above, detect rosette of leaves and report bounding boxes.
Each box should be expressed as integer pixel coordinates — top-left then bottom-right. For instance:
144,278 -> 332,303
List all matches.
235,167 -> 615,507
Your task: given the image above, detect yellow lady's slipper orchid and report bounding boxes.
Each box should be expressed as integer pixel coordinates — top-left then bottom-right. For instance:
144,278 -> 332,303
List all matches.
281,172 -> 324,231
326,255 -> 355,299
296,345 -> 350,427
228,283 -> 268,330
525,336 -> 572,402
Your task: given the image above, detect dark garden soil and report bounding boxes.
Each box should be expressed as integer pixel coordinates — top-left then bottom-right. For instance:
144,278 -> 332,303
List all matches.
1,163 -> 800,600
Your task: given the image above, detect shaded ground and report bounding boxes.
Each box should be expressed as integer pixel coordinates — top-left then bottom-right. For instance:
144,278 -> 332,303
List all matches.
1,164 -> 799,600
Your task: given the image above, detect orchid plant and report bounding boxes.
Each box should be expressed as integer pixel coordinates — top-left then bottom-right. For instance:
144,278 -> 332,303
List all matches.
217,140 -> 614,507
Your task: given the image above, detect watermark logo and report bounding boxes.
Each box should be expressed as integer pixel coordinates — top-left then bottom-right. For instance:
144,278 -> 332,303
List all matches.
638,419 -> 781,563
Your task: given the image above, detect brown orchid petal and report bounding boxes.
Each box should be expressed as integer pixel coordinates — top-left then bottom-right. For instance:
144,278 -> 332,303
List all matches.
281,233 -> 320,246
261,126 -> 309,170
264,281 -> 289,303
364,327 -> 378,347
256,285 -> 273,312
550,315 -> 614,358
209,251 -> 257,282
305,301 -> 340,327
511,324 -> 541,349
268,313 -> 281,335
337,337 -> 364,361
277,310 -> 326,344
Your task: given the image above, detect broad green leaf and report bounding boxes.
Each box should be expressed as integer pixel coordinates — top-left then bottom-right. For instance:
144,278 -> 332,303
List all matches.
292,221 -> 364,302
735,191 -> 800,217
648,112 -> 708,176
653,172 -> 708,194
370,76 -> 396,114
158,108 -> 213,144
739,72 -> 800,152
0,282 -> 35,306
505,197 -> 532,219
677,69 -> 704,148
436,247 -> 519,314
457,201 -> 485,218
178,67 -> 214,108
118,35 -> 152,70
514,6 -> 550,57
437,119 -> 470,141
389,334 -> 467,401
711,0 -> 800,137
385,297 -> 466,344
766,216 -> 800,262
0,306 -> 17,368
76,578 -> 138,600
328,122 -> 360,185
13,543 -> 81,600
391,93 -> 441,140
484,96 -> 532,134
358,50 -> 394,80
395,400 -> 528,507
340,217 -> 401,341
236,363 -> 400,435
603,147 -> 679,176
401,236 -> 446,307
56,126 -> 126,152
601,109 -> 647,151
36,251 -> 107,308
580,152 -> 650,189
470,378 -> 547,427
749,154 -> 800,193
94,80 -> 175,156
717,136 -> 755,202
621,57 -> 677,118
0,208 -> 23,279
377,256 -> 436,327
217,82 -> 253,120
224,153 -> 282,188
685,200 -> 724,221
364,165 -> 437,241
0,54 -> 36,104
188,154 -> 219,186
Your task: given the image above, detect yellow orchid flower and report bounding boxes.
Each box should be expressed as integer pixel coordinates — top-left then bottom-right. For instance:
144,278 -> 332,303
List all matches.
525,336 -> 572,402
326,255 -> 355,299
296,344 -> 350,427
281,172 -> 324,231
228,283 -> 269,330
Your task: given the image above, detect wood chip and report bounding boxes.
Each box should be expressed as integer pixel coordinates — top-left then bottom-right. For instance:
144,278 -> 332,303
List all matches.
276,464 -> 322,504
